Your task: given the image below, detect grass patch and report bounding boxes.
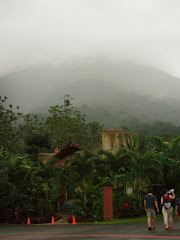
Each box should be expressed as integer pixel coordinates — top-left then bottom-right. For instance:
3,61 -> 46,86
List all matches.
79,214 -> 163,224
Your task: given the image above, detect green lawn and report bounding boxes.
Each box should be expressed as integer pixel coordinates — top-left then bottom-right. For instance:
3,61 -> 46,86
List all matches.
79,214 -> 163,224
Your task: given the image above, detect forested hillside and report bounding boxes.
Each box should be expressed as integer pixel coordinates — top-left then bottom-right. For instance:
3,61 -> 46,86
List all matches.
1,61 -> 180,136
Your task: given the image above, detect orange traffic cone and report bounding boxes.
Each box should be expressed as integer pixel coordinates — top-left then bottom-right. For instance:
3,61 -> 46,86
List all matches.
72,216 -> 77,225
51,216 -> 55,225
27,217 -> 30,225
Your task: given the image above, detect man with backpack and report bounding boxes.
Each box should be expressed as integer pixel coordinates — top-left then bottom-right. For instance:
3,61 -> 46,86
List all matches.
144,187 -> 159,231
161,189 -> 175,230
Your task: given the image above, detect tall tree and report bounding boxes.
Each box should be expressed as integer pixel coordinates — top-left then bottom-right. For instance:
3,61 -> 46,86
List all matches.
98,148 -> 135,178
45,95 -> 102,153
0,96 -> 22,152
66,151 -> 94,208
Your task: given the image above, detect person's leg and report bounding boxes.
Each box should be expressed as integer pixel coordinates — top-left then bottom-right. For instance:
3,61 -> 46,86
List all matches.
147,218 -> 151,228
168,207 -> 173,228
162,207 -> 168,229
152,218 -> 155,228
151,210 -> 156,229
146,209 -> 151,230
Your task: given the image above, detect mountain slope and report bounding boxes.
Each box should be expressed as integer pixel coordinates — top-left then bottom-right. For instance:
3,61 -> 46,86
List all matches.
0,60 -> 180,114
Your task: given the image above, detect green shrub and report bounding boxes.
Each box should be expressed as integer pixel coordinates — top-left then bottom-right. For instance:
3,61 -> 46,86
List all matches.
87,188 -> 104,221
113,190 -> 142,218
72,199 -> 85,218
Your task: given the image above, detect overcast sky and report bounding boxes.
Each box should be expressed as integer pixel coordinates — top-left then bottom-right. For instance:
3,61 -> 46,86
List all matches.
1,0 -> 180,78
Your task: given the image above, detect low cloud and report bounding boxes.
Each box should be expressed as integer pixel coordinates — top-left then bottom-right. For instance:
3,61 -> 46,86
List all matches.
0,0 -> 180,77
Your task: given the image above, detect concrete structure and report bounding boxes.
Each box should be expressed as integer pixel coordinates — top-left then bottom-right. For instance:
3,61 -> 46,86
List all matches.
99,129 -> 134,154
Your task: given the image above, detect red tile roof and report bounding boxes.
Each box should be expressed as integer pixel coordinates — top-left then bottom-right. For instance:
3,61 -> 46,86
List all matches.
54,141 -> 93,159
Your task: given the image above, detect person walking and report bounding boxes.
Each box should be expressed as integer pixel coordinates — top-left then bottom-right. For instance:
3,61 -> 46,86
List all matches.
161,189 -> 175,230
175,192 -> 180,224
144,187 -> 159,231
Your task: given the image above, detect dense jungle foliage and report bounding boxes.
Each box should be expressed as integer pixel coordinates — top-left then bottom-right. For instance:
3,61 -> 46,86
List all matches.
0,95 -> 180,221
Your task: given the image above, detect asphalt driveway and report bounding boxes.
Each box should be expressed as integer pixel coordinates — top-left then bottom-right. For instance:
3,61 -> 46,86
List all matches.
0,218 -> 180,240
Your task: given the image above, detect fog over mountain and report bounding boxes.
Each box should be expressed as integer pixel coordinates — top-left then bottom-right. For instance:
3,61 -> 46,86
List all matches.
1,60 -> 180,110
0,59 -> 180,128
1,0 -> 180,77
1,0 -> 180,129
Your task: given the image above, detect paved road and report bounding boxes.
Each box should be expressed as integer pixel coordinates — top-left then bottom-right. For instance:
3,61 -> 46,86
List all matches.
0,218 -> 180,240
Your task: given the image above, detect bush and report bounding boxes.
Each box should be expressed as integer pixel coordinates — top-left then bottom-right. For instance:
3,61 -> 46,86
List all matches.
8,219 -> 26,224
71,199 -> 85,218
87,189 -> 104,221
31,219 -> 39,224
82,218 -> 94,222
113,191 -> 143,218
40,217 -> 51,223
70,184 -> 104,221
67,217 -> 72,223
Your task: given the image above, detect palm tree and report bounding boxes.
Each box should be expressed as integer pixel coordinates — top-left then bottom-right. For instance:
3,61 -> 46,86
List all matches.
128,151 -> 163,205
146,135 -> 169,154
98,148 -> 135,177
118,133 -> 147,153
66,151 -> 94,209
168,136 -> 180,161
36,157 -> 60,202
117,134 -> 166,205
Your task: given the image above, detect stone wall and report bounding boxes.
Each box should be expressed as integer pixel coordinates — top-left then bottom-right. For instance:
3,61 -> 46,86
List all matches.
99,129 -> 134,153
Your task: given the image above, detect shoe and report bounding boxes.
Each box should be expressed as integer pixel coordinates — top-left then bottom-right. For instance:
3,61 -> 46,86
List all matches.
152,227 -> 155,230
169,225 -> 173,229
148,227 -> 151,231
165,228 -> 169,230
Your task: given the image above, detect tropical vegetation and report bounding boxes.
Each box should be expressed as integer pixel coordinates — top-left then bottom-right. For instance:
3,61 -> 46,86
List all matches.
0,94 -> 180,222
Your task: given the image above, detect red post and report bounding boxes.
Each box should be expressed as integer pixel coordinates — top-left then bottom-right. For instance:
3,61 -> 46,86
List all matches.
103,186 -> 113,221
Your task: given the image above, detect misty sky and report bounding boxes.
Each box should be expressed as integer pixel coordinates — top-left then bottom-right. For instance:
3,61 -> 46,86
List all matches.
1,0 -> 180,78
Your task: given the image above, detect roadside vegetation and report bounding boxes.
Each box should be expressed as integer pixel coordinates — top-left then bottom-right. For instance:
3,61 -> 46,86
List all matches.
0,95 -> 180,223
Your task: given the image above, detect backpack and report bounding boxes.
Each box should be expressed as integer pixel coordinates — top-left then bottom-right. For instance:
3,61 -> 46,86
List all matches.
163,196 -> 171,210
